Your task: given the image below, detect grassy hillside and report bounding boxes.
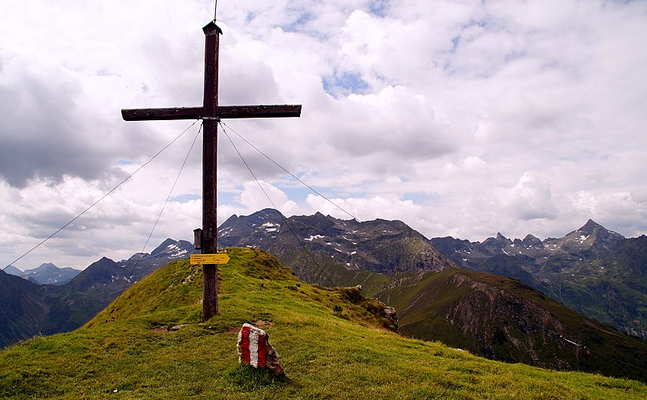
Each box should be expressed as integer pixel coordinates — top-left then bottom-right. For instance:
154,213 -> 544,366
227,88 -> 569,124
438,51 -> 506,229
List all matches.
1,248 -> 646,399
380,269 -> 647,381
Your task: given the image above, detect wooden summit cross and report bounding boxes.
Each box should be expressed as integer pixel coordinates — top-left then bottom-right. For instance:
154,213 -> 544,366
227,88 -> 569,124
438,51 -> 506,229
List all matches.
121,18 -> 301,320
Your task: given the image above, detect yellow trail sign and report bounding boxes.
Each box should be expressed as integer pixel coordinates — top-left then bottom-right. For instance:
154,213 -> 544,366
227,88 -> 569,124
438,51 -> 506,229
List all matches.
190,253 -> 230,265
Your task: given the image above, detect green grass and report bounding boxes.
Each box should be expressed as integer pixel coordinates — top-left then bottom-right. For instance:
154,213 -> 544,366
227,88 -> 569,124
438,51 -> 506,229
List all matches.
1,248 -> 646,399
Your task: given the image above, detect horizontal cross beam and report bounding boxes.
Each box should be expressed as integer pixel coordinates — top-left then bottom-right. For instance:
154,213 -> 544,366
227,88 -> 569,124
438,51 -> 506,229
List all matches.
121,104 -> 302,121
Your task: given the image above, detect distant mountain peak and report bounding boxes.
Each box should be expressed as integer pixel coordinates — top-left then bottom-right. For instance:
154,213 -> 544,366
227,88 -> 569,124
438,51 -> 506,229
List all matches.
567,219 -> 625,246
218,209 -> 455,280
2,265 -> 24,276
522,234 -> 542,246
258,208 -> 285,219
31,263 -> 59,273
482,233 -> 511,250
578,219 -> 604,234
3,262 -> 81,286
151,238 -> 178,255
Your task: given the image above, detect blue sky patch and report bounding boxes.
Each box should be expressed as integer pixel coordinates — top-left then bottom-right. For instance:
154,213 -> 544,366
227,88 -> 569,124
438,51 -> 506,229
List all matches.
281,11 -> 313,33
369,0 -> 390,18
323,71 -> 370,97
170,193 -> 200,203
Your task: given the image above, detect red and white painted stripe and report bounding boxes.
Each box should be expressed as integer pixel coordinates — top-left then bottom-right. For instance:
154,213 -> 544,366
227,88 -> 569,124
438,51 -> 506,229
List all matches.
238,323 -> 268,368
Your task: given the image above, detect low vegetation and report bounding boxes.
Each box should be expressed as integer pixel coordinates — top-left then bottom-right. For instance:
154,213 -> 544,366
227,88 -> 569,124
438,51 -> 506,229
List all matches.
1,248 -> 645,399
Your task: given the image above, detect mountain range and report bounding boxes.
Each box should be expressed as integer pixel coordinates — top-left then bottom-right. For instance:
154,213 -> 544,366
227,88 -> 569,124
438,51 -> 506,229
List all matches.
219,210 -> 646,339
4,263 -> 81,285
431,219 -> 647,339
218,209 -> 454,295
2,209 -> 646,381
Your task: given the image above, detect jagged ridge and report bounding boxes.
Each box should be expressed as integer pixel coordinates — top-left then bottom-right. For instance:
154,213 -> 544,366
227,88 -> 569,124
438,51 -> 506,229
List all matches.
431,220 -> 647,339
219,208 -> 455,294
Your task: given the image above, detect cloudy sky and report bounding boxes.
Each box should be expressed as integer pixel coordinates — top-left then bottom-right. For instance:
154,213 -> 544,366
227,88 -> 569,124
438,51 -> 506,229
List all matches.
2,0 -> 646,270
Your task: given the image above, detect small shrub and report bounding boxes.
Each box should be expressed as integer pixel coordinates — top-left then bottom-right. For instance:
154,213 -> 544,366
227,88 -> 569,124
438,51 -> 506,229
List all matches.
333,305 -> 343,317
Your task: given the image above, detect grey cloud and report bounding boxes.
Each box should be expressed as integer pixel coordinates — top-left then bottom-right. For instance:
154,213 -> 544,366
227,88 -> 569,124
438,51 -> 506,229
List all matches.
0,67 -> 113,187
0,55 -> 176,189
326,100 -> 455,161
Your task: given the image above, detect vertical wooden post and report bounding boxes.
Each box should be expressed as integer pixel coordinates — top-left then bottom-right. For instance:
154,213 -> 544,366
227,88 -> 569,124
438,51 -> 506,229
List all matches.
201,21 -> 222,320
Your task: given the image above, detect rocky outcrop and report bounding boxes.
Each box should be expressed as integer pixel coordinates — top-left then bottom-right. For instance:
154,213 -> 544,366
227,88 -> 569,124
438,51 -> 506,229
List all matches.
336,285 -> 398,332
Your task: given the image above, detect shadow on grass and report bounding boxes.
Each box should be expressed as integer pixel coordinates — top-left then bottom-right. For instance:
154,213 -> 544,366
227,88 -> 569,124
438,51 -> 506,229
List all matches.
224,364 -> 290,391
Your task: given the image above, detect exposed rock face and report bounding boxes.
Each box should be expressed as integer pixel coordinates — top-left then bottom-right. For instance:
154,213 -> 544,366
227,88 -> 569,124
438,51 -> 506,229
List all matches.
445,273 -> 574,369
379,305 -> 398,331
337,285 -> 363,303
389,268 -> 647,382
237,323 -> 284,376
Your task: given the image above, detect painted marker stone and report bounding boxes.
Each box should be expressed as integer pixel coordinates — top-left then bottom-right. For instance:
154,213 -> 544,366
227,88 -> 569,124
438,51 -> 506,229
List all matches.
237,323 -> 285,376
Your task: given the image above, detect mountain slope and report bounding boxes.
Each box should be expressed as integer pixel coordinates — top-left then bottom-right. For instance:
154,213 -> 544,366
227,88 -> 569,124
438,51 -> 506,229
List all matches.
215,210 -> 647,373
2,265 -> 24,276
378,268 -> 647,382
0,270 -> 48,348
0,239 -> 196,348
1,248 -> 645,399
10,263 -> 81,285
431,220 -> 647,339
